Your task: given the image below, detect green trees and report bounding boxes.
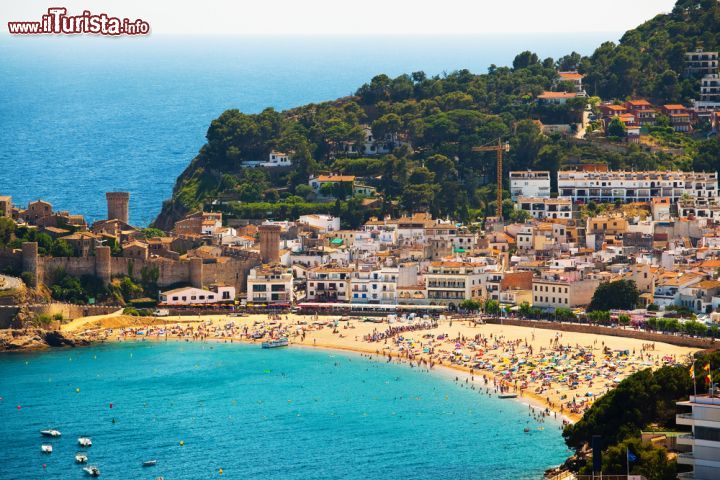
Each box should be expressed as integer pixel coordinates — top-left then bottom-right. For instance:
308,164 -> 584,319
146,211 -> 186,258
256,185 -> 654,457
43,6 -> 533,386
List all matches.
607,117 -> 628,138
0,217 -> 15,247
589,280 -> 640,311
460,299 -> 481,312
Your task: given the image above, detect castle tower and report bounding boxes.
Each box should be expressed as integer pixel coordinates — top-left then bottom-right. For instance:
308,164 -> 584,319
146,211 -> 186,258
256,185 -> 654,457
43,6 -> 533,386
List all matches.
189,257 -> 204,288
258,224 -> 281,264
21,242 -> 40,287
94,246 -> 112,285
106,192 -> 130,224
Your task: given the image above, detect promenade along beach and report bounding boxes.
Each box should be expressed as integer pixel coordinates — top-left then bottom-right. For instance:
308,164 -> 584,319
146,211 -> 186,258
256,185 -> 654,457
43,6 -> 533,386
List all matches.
63,312 -> 699,423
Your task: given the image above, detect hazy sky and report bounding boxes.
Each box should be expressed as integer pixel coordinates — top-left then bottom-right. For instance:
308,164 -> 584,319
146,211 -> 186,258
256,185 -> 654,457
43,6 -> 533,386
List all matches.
2,0 -> 677,35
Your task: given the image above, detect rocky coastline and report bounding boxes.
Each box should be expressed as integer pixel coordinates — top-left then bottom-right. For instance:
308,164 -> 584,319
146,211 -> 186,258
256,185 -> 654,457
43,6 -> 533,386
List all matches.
0,328 -> 93,352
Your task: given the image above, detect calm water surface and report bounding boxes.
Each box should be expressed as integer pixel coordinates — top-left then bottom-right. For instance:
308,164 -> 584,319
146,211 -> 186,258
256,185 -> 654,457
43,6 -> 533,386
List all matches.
0,342 -> 570,479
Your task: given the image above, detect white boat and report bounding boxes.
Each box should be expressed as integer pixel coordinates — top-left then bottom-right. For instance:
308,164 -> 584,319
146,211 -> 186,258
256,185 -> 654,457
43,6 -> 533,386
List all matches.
41,444 -> 53,453
261,337 -> 289,349
78,437 -> 93,447
41,429 -> 62,437
83,466 -> 100,477
75,453 -> 88,463
143,459 -> 157,467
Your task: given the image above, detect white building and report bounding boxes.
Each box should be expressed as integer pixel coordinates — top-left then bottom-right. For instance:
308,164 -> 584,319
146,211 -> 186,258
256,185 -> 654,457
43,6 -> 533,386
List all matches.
509,171 -> 551,200
260,151 -> 292,167
676,394 -> 720,480
159,285 -> 235,306
247,265 -> 294,305
350,266 -> 398,304
558,170 -> 719,204
425,261 -> 485,307
298,214 -> 341,233
516,196 -> 572,220
306,265 -> 353,302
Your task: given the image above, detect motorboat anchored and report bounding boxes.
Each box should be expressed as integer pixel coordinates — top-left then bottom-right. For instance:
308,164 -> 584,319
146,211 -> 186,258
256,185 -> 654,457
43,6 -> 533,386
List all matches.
143,460 -> 157,467
40,429 -> 62,437
41,445 -> 53,454
83,466 -> 100,477
75,453 -> 88,463
262,337 -> 289,349
78,437 -> 92,447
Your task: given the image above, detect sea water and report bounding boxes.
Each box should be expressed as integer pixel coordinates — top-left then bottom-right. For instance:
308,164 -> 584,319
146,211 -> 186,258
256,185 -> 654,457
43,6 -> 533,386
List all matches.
0,342 -> 570,479
0,33 -> 614,226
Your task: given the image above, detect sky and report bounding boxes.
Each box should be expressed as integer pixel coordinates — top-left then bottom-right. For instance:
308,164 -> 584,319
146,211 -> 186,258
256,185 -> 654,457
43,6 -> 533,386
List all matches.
1,0 -> 677,35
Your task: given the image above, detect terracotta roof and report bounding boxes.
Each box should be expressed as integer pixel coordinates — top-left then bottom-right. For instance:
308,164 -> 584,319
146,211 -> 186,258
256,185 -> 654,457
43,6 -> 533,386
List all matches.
317,175 -> 355,182
538,91 -> 576,99
558,72 -> 583,80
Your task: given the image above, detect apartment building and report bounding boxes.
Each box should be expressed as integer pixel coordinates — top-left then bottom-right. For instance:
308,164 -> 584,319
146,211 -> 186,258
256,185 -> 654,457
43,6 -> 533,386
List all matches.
509,171 -> 551,200
425,261 -> 485,306
685,49 -> 719,76
350,266 -> 398,304
516,196 -> 572,220
246,264 -> 294,305
306,265 -> 353,302
558,170 -> 718,204
676,394 -> 720,480
532,277 -> 600,310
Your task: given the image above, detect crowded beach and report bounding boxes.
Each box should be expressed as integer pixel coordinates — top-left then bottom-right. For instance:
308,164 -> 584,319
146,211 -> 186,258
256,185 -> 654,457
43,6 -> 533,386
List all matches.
63,312 -> 699,423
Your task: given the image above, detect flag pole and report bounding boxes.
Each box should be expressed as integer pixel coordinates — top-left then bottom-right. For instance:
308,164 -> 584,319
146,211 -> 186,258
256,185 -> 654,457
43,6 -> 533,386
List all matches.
626,446 -> 630,479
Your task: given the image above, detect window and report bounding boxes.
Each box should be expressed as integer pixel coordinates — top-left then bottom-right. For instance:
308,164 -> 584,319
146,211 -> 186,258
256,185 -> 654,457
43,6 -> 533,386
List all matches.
209,295 -> 215,300
172,296 -> 178,301
191,296 -> 196,300
182,296 -> 187,301
199,295 -> 205,300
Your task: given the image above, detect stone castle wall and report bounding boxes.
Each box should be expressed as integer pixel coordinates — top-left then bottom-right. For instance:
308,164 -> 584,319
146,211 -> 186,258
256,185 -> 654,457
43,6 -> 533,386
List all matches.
4,242 -> 261,293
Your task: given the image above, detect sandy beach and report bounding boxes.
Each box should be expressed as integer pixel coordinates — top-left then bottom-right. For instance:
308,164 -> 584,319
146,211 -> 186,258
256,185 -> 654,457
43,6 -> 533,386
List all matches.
63,312 -> 700,423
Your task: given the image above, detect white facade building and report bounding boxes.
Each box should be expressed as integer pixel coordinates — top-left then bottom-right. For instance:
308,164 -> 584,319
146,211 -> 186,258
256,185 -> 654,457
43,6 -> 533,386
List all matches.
159,285 -> 235,306
260,151 -> 292,167
509,171 -> 551,200
247,265 -> 294,304
350,266 -> 398,304
676,394 -> 720,480
516,196 -> 572,220
298,214 -> 341,233
558,170 -> 719,204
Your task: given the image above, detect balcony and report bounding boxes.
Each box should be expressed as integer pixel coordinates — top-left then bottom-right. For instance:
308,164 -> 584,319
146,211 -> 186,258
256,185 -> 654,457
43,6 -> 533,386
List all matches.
677,413 -> 695,426
677,452 -> 695,465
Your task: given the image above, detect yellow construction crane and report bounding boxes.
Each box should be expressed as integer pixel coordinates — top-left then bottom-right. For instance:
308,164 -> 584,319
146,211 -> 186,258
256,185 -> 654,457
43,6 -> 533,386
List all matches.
472,139 -> 510,220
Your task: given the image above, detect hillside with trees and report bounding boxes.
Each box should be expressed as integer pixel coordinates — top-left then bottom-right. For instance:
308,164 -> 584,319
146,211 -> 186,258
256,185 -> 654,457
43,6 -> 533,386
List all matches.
153,0 -> 720,230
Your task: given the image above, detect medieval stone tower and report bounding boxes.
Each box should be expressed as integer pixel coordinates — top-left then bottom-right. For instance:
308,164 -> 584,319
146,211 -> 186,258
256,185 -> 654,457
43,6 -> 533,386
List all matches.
258,224 -> 281,264
21,242 -> 40,287
106,192 -> 130,224
94,246 -> 112,284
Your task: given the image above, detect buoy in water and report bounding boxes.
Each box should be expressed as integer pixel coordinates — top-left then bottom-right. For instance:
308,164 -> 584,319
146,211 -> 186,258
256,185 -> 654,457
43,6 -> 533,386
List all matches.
16,405 -> 21,410
219,468 -> 223,475
179,440 -> 184,446
76,388 -> 80,393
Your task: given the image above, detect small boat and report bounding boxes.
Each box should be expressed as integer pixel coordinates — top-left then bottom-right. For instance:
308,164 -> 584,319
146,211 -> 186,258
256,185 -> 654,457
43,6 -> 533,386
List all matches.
78,437 -> 92,447
523,427 -> 530,433
41,444 -> 53,454
262,337 -> 289,349
143,460 -> 157,467
41,429 -> 62,437
155,477 -> 165,480
498,393 -> 518,399
75,453 -> 88,463
83,466 -> 100,477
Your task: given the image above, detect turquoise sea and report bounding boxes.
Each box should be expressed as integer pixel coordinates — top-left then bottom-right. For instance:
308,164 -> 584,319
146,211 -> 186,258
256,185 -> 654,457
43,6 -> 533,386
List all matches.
0,33 -> 616,226
0,342 -> 570,479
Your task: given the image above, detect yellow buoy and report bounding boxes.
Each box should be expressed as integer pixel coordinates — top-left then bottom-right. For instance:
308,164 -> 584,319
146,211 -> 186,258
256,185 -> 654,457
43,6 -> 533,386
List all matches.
76,388 -> 80,393
179,440 -> 184,446
219,468 -> 224,475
